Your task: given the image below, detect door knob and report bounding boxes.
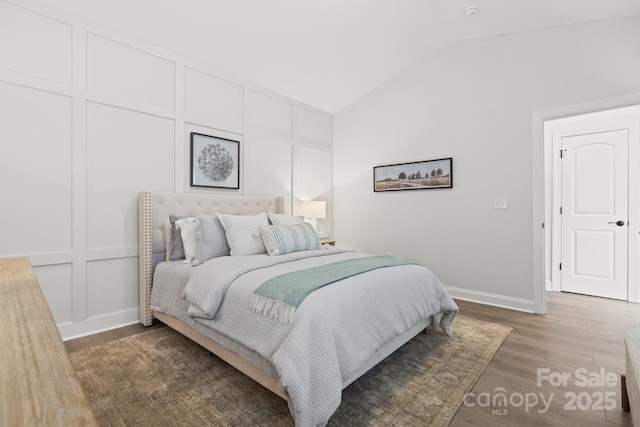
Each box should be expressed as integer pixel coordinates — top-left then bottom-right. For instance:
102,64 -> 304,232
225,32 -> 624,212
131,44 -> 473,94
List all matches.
608,220 -> 625,226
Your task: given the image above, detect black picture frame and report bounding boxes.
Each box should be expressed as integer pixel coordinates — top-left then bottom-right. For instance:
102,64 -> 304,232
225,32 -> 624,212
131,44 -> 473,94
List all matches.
190,132 -> 240,189
374,157 -> 453,192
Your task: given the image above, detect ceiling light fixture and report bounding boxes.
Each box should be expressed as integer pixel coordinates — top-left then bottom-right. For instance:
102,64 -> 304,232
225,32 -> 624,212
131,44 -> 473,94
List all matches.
465,6 -> 480,15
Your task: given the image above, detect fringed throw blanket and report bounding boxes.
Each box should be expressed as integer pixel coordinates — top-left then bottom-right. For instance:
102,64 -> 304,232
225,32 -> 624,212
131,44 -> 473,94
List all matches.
250,255 -> 420,323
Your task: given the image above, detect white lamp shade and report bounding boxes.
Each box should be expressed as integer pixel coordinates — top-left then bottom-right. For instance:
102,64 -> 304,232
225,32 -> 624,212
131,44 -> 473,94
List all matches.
294,200 -> 326,219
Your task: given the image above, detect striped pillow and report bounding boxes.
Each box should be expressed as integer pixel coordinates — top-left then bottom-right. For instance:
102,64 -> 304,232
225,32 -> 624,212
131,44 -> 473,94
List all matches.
259,223 -> 320,256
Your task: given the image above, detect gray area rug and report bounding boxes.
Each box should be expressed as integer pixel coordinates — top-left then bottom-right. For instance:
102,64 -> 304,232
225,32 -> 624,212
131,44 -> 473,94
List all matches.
69,316 -> 511,426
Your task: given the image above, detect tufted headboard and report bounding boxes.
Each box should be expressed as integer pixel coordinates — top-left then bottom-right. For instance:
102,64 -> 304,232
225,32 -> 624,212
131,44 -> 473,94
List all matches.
138,191 -> 285,325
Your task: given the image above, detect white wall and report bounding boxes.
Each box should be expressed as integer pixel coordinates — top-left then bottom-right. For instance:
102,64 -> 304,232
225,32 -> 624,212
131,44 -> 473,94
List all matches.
334,15 -> 640,311
0,0 -> 333,339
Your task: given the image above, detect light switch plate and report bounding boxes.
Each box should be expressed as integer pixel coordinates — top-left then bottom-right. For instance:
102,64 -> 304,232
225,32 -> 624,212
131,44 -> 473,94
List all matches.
494,197 -> 507,209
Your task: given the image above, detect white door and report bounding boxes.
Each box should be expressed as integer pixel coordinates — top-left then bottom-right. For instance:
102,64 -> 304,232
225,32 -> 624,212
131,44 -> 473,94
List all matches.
560,129 -> 628,300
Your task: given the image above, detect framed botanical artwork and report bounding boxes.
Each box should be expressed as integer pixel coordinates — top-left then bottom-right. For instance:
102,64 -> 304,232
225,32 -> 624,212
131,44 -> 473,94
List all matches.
374,157 -> 452,192
190,133 -> 240,189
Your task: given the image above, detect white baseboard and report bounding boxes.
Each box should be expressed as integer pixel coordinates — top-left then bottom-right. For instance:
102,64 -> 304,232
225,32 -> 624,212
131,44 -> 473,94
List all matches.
58,308 -> 140,341
446,286 -> 536,313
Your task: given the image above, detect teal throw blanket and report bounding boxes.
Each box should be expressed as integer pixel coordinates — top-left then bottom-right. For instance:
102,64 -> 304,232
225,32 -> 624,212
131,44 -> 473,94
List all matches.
250,255 -> 420,323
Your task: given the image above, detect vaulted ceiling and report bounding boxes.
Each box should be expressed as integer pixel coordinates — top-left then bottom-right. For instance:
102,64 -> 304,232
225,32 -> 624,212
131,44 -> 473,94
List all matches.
39,0 -> 640,113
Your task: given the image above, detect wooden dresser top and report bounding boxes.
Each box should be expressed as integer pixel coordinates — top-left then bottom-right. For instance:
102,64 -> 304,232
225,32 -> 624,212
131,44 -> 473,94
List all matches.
0,257 -> 98,427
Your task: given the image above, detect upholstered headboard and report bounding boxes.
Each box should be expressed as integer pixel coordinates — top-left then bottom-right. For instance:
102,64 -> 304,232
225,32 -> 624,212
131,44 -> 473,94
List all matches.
138,191 -> 285,325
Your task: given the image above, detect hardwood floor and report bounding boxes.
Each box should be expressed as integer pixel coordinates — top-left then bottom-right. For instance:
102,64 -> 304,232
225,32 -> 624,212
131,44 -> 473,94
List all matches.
66,292 -> 639,426
451,292 -> 638,427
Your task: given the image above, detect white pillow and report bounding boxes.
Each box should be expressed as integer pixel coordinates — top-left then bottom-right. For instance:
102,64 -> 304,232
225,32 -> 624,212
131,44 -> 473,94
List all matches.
175,217 -> 199,263
259,223 -> 320,256
267,211 -> 305,226
216,212 -> 269,256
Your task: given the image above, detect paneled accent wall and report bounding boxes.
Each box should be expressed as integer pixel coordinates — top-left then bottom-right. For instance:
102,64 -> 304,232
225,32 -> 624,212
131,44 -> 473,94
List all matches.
0,0 -> 333,339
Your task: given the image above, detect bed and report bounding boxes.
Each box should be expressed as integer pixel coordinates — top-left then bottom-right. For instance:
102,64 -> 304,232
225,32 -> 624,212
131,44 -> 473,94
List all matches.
138,191 -> 458,426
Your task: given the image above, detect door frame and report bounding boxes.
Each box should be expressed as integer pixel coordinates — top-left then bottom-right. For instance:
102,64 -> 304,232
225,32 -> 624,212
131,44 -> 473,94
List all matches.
532,92 -> 640,314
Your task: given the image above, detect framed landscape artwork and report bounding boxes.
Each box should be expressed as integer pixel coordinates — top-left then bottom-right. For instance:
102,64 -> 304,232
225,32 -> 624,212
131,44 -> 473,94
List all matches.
190,132 -> 240,189
374,157 -> 453,192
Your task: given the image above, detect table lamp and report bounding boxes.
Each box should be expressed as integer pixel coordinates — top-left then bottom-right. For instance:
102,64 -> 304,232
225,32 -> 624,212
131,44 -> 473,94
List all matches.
294,200 -> 326,234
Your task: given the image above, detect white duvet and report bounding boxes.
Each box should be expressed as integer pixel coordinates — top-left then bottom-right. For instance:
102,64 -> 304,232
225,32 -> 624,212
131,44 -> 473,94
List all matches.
182,248 -> 458,426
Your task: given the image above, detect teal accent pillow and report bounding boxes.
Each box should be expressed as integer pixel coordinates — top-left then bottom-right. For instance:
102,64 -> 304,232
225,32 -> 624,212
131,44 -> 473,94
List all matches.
258,223 -> 320,256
